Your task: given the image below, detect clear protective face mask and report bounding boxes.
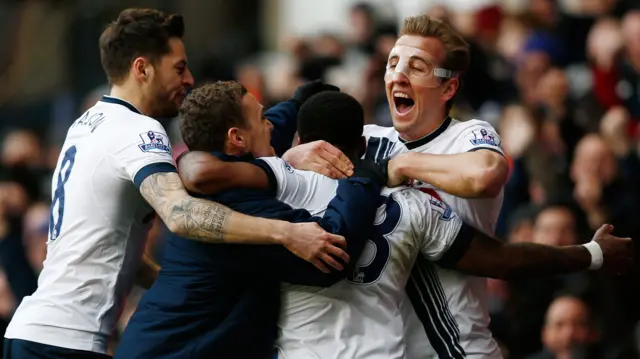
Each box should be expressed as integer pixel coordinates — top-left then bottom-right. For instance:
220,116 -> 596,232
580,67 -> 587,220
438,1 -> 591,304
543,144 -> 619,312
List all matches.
384,45 -> 457,88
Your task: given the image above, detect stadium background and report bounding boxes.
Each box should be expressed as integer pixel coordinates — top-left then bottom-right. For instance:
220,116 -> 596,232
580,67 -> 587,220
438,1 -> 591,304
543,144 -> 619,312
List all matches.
0,0 -> 639,357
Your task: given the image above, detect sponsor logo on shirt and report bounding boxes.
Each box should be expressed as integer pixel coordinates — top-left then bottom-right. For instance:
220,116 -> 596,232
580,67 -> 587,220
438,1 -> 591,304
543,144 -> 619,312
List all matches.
469,129 -> 499,147
139,131 -> 171,154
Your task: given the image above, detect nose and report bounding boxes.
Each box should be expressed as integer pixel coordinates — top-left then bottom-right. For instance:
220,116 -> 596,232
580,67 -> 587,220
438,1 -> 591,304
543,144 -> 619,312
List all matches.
183,68 -> 195,88
267,120 -> 274,131
391,70 -> 409,85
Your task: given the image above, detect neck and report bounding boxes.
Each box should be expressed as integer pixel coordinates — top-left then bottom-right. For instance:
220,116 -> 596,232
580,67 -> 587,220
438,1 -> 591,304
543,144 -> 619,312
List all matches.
398,108 -> 448,142
223,144 -> 248,157
109,83 -> 150,116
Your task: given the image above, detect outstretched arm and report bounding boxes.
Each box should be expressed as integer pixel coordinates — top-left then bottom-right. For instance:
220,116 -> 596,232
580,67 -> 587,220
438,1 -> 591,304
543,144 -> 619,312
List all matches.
446,224 -> 633,279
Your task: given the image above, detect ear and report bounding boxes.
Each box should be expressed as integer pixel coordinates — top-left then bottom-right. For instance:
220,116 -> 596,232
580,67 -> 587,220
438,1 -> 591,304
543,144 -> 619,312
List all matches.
227,127 -> 247,149
441,78 -> 460,102
132,57 -> 154,82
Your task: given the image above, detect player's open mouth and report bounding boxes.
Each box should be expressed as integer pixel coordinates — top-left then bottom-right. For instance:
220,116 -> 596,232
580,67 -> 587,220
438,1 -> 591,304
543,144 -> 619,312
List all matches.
393,92 -> 415,116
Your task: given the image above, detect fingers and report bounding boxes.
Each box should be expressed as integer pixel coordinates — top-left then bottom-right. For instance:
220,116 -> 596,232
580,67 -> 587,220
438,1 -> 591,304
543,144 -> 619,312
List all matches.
594,224 -> 614,238
326,233 -> 347,249
309,161 -> 340,178
320,253 -> 344,271
311,259 -> 330,273
325,242 -> 349,263
307,155 -> 346,179
317,142 -> 353,177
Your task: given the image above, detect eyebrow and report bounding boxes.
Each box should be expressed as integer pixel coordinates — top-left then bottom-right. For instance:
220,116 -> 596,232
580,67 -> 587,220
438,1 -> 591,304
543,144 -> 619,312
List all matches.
388,54 -> 430,64
175,59 -> 187,67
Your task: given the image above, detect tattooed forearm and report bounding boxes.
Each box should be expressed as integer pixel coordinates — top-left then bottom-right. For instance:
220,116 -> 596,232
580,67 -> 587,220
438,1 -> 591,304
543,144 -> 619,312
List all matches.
139,172 -> 231,242
168,196 -> 230,241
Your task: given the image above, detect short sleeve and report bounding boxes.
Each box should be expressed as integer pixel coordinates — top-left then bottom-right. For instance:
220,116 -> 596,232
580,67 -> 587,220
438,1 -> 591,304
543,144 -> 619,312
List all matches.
112,119 -> 177,187
257,156 -> 337,215
456,120 -> 505,156
255,157 -> 299,199
409,190 -> 473,267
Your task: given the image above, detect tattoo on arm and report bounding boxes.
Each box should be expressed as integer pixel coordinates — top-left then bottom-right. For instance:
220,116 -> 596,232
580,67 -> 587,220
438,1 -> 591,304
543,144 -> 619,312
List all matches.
139,172 -> 232,242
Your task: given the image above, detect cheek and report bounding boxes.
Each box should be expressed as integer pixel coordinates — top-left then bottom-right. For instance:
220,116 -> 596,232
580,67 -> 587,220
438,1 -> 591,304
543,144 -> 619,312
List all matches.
384,70 -> 393,84
409,82 -> 434,102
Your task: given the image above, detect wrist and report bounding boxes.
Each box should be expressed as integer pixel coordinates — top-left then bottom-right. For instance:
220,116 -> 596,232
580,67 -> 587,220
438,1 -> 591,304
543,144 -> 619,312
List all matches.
582,241 -> 603,270
393,153 -> 413,178
268,219 -> 291,246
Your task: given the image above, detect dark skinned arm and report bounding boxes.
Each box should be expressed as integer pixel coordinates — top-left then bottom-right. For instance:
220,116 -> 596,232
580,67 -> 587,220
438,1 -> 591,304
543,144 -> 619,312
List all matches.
178,151 -> 269,195
436,223 -> 596,280
447,225 -> 591,280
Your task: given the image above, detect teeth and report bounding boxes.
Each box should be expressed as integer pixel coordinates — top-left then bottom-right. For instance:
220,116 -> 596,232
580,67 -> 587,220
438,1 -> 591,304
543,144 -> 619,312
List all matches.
394,92 -> 410,99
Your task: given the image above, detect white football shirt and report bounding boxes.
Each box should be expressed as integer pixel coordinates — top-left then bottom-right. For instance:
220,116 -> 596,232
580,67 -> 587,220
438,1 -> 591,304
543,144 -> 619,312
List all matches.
5,96 -> 177,354
258,157 -> 474,359
363,117 -> 505,359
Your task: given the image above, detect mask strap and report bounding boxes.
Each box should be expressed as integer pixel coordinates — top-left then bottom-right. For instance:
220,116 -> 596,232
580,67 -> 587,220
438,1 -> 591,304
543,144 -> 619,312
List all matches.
433,68 -> 458,79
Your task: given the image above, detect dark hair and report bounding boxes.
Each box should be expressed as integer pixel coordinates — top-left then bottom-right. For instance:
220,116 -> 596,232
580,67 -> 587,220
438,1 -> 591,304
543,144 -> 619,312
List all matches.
297,91 -> 364,152
99,8 -> 185,84
179,81 -> 248,152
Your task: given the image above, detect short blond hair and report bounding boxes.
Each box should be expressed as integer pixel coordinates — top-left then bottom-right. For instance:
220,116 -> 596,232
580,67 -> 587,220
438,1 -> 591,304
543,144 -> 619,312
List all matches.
400,15 -> 470,75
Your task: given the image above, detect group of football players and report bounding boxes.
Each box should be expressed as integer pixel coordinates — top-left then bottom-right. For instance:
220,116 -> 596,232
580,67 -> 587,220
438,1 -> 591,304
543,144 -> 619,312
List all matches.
2,7 -> 634,359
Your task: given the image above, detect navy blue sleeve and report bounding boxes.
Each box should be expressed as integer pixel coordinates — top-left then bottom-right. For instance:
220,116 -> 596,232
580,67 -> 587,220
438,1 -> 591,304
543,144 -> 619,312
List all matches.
257,177 -> 382,286
248,159 -> 278,196
265,100 -> 298,156
133,163 -> 178,187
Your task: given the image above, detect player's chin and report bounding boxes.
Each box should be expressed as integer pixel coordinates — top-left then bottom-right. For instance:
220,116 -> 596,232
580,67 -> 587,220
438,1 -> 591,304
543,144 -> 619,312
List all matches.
391,110 -> 417,130
173,94 -> 186,107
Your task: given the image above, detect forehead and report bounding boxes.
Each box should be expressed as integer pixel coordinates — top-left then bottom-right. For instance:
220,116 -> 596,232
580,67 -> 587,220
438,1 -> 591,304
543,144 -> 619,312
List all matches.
548,299 -> 587,321
391,35 -> 446,63
162,37 -> 187,63
241,92 -> 262,117
536,208 -> 574,225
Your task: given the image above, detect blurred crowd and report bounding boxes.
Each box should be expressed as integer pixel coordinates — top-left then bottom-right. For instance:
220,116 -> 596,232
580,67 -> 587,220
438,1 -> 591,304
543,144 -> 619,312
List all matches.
1,0 -> 640,358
